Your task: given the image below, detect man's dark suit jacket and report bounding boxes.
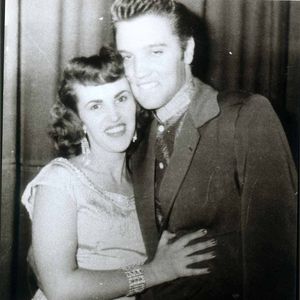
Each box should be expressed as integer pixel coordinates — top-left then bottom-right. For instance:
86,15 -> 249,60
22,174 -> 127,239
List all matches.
132,80 -> 297,300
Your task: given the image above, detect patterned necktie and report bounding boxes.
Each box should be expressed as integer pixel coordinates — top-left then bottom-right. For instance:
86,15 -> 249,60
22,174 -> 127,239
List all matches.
154,115 -> 185,229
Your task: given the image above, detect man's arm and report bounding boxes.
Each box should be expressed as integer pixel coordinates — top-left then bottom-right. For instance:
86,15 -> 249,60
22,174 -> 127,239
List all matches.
235,95 -> 297,300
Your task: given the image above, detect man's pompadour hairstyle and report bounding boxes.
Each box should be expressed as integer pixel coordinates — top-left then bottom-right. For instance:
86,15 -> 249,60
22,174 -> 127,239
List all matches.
111,0 -> 175,22
111,0 -> 194,51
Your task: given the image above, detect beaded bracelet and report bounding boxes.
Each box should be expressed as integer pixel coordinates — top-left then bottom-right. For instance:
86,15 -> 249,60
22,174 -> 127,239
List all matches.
122,265 -> 146,296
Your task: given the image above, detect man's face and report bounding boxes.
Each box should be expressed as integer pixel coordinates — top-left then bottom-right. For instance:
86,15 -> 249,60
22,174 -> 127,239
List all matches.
115,14 -> 191,110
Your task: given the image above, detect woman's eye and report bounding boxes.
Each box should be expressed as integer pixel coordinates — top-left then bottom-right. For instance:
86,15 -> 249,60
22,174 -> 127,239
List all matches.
90,104 -> 102,110
118,95 -> 128,103
122,55 -> 132,61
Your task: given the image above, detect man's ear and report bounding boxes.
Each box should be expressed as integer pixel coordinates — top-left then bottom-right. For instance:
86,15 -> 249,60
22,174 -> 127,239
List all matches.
184,37 -> 195,64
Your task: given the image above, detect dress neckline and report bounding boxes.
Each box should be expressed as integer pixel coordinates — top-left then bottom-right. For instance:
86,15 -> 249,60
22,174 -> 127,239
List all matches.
52,157 -> 135,201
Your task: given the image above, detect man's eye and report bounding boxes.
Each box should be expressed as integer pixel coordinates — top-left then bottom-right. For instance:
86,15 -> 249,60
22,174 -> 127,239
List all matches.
152,50 -> 163,55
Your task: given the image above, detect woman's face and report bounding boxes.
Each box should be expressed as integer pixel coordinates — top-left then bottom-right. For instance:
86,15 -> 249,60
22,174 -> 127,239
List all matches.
74,77 -> 136,154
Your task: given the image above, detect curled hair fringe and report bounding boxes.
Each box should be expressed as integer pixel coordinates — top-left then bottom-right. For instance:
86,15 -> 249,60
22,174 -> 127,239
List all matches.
50,100 -> 67,120
49,100 -> 84,157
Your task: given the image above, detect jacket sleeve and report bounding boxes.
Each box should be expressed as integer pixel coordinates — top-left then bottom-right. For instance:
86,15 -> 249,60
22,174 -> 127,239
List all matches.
235,95 -> 297,299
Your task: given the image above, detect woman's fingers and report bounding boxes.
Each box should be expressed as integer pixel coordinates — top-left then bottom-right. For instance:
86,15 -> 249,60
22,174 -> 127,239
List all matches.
170,252 -> 215,278
182,239 -> 217,256
184,267 -> 211,277
152,230 -> 216,281
158,230 -> 176,247
186,251 -> 216,264
173,251 -> 215,271
172,229 -> 207,248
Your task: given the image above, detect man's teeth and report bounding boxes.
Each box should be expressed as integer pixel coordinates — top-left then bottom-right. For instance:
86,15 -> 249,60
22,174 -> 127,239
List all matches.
139,82 -> 158,90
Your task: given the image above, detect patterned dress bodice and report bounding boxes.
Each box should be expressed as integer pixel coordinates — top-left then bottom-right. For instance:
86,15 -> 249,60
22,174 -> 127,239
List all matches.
22,157 -> 147,299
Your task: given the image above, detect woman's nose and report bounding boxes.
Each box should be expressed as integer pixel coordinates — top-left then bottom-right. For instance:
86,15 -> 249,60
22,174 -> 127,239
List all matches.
108,106 -> 121,122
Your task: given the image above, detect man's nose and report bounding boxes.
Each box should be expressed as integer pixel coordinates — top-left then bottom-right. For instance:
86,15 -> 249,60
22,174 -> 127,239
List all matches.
133,56 -> 150,79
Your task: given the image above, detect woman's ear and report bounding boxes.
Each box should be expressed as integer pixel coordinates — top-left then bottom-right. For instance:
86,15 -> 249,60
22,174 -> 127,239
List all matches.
184,37 -> 195,65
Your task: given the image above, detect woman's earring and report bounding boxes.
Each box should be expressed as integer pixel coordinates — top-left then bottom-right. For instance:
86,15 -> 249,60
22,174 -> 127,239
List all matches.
132,132 -> 137,143
81,128 -> 90,155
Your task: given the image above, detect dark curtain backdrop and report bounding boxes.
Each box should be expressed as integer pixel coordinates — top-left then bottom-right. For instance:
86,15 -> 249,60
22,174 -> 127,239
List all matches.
1,0 -> 299,299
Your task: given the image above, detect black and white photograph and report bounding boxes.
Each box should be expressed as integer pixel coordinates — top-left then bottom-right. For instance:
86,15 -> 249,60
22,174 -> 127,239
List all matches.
1,0 -> 299,299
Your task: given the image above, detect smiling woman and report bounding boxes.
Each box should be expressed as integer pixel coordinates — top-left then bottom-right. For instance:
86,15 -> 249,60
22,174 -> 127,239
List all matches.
73,80 -> 136,155
19,46 -> 216,300
50,47 -> 135,158
2,1 -> 299,299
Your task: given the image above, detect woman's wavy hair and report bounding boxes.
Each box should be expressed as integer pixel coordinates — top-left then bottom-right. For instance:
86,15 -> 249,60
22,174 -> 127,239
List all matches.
49,46 -> 152,159
49,46 -> 125,157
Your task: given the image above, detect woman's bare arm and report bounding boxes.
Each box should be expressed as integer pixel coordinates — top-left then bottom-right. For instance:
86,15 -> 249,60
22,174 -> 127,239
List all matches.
32,185 -> 215,300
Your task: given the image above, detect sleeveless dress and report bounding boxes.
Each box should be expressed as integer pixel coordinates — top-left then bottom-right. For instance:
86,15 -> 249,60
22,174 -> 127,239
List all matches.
22,157 -> 147,300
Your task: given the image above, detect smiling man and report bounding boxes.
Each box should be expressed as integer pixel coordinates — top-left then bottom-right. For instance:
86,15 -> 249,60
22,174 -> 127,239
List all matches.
115,13 -> 193,111
111,1 -> 297,299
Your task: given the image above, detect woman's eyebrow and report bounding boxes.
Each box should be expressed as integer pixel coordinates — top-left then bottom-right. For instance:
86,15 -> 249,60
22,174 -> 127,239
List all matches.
118,49 -> 131,55
84,99 -> 103,107
114,90 -> 129,99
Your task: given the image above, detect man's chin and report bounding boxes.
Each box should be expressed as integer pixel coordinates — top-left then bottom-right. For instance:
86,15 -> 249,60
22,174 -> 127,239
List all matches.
139,103 -> 160,110
135,96 -> 165,111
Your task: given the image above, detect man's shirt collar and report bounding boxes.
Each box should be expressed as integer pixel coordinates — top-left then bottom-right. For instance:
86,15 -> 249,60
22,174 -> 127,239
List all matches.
153,77 -> 220,128
154,77 -> 195,125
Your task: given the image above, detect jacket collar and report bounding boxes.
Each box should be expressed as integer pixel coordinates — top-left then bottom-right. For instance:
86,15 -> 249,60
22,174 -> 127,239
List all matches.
188,78 -> 220,128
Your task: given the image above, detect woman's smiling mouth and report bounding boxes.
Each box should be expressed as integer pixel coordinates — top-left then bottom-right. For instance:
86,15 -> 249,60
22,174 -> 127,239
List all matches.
104,124 -> 126,137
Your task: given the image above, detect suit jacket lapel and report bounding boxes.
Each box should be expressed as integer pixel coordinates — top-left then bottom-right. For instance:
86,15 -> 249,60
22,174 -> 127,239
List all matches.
158,80 -> 219,227
132,79 -> 219,254
132,121 -> 159,258
159,114 -> 201,224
